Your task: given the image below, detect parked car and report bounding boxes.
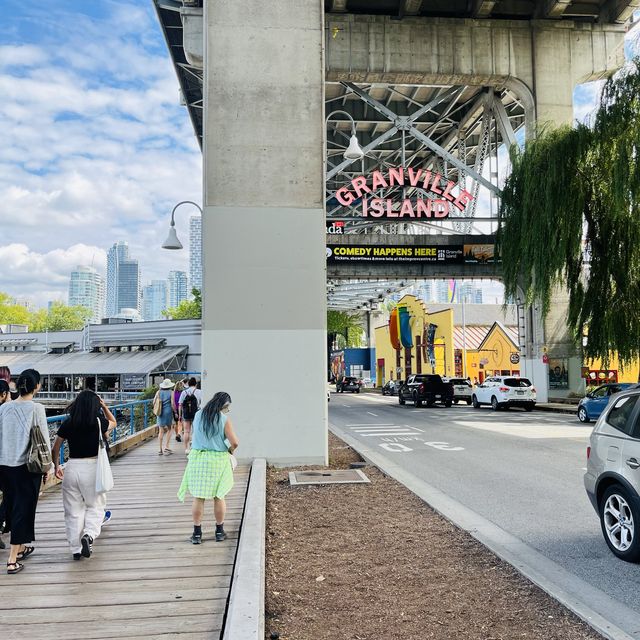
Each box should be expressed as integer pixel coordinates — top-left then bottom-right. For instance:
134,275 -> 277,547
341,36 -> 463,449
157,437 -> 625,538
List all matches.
447,378 -> 473,405
381,380 -> 400,396
577,383 -> 635,423
472,376 -> 536,411
337,377 -> 361,393
398,374 -> 454,407
584,388 -> 640,562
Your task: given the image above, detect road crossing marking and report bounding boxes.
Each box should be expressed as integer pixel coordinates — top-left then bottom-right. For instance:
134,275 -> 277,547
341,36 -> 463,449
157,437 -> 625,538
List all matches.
346,423 -> 394,427
367,411 -> 379,417
456,420 -> 592,439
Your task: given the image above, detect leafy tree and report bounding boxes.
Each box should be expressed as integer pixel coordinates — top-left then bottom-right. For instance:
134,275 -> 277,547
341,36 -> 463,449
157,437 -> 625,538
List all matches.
498,61 -> 640,365
327,310 -> 364,348
0,292 -> 31,326
163,288 -> 202,320
29,301 -> 92,332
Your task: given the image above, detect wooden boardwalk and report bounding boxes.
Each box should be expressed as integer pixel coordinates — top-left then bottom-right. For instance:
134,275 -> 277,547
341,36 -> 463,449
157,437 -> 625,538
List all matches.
0,439 -> 249,639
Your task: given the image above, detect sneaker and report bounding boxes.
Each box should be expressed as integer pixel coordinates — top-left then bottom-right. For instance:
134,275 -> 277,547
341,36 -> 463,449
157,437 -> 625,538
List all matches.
73,553 -> 82,561
81,534 -> 93,558
102,510 -> 112,526
215,529 -> 227,542
190,533 -> 202,545
175,434 -> 182,443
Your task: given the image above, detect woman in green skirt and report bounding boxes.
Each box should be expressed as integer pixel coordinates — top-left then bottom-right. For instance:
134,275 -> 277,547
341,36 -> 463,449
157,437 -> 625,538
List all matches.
178,391 -> 239,544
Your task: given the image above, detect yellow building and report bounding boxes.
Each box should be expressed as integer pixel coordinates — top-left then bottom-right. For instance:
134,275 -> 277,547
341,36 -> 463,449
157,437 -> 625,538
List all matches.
374,296 -> 521,385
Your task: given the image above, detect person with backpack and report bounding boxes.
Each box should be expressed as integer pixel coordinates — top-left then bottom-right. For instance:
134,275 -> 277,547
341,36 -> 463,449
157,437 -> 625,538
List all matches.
51,390 -> 116,560
178,391 -> 239,544
154,379 -> 175,455
0,370 -> 51,574
179,378 -> 202,454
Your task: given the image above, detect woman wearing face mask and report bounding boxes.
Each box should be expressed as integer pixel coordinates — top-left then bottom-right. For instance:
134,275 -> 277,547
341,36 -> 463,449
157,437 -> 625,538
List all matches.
178,392 -> 239,545
0,369 -> 51,574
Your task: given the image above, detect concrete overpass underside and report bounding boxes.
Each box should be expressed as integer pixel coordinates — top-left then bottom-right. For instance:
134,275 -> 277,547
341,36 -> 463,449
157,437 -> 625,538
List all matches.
154,0 -> 633,458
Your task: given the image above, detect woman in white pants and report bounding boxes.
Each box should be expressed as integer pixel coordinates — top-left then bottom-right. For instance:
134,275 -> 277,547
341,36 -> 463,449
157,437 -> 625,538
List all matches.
52,391 -> 116,560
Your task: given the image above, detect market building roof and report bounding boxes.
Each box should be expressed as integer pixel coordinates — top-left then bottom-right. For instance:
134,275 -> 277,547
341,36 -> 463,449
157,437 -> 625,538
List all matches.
0,345 -> 188,377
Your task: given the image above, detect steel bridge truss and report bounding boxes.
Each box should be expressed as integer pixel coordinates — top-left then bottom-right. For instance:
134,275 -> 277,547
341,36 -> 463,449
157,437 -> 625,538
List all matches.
325,81 -> 525,236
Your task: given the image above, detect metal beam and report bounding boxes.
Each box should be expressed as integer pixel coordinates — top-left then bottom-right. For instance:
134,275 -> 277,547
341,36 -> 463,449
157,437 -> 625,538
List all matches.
407,125 -> 499,194
601,0 -> 640,23
490,92 -> 517,148
542,0 -> 571,18
399,0 -> 424,17
470,0 -> 497,17
330,0 -> 349,11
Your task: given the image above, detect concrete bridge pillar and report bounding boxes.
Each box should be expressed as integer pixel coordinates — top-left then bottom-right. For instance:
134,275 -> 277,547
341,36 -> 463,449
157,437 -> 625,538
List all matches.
201,0 -> 327,464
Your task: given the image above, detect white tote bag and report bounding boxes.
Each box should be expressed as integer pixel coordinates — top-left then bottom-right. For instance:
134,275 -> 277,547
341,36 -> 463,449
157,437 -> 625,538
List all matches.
96,418 -> 114,493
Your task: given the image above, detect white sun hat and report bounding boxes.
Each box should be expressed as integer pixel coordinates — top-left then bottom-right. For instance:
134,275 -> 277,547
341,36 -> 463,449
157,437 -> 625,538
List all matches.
159,378 -> 175,389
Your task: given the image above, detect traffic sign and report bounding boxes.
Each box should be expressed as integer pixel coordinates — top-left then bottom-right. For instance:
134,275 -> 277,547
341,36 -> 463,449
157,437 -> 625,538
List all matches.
510,353 -> 520,365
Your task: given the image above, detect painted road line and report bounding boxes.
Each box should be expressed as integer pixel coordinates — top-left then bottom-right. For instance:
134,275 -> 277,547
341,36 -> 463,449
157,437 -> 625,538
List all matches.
455,420 -> 592,440
367,411 -> 379,417
359,431 -> 420,437
346,423 -> 394,427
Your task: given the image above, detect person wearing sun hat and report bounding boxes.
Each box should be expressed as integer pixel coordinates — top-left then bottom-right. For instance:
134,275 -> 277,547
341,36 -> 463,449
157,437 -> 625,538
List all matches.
155,379 -> 175,455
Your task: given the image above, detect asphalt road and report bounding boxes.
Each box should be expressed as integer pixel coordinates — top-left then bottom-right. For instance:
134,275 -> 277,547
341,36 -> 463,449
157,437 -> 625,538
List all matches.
329,391 -> 640,615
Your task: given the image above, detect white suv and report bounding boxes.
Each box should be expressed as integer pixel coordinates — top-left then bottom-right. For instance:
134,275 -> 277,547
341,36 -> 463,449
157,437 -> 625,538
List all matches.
472,376 -> 536,411
584,389 -> 640,562
447,378 -> 474,405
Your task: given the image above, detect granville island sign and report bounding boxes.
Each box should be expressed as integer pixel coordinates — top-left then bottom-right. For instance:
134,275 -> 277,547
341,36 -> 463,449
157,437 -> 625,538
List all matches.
335,166 -> 474,219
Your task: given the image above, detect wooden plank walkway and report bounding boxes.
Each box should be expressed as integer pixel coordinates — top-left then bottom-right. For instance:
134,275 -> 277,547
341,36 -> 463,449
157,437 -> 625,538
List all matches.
0,439 -> 249,640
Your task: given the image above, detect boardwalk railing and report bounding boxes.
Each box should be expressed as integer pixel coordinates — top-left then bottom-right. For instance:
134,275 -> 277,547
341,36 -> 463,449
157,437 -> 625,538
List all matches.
38,391 -> 141,402
47,399 -> 155,465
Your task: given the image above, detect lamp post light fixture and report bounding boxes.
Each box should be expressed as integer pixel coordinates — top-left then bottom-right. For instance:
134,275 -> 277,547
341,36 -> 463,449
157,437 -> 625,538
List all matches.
326,110 -> 364,161
161,200 -> 203,250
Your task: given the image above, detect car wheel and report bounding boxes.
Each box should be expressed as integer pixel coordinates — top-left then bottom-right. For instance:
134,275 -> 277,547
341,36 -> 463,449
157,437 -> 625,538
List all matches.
398,394 -> 405,405
444,399 -> 452,408
426,400 -> 435,408
599,484 -> 640,563
578,406 -> 590,423
525,403 -> 534,412
472,395 -> 480,409
356,388 -> 360,394
466,399 -> 472,405
453,399 -> 458,405
491,396 -> 500,411
413,394 -> 422,408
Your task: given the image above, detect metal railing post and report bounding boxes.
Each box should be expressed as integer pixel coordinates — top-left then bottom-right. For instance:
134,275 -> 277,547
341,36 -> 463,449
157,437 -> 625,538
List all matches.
143,402 -> 148,430
130,406 -> 135,436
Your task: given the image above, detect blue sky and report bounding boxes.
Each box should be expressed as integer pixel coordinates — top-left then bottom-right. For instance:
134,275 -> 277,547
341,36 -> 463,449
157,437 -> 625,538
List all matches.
0,0 -> 201,306
0,2 -> 638,308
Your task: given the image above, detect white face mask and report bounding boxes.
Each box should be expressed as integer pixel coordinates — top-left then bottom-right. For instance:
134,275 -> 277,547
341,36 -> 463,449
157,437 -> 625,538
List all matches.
223,405 -> 231,414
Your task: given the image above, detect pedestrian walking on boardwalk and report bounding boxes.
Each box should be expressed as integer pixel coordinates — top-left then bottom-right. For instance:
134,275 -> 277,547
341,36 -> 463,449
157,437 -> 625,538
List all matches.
155,379 -> 175,455
178,392 -> 239,544
172,380 -> 185,443
0,379 -> 10,550
178,377 -> 202,454
0,370 -> 51,574
51,390 -> 117,560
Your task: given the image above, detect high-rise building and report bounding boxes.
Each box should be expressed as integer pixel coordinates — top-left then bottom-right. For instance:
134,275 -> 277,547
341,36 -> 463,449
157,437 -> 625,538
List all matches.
142,280 -> 168,321
189,215 -> 202,294
435,280 -> 451,303
106,241 -> 140,316
168,270 -> 188,308
68,266 -> 105,323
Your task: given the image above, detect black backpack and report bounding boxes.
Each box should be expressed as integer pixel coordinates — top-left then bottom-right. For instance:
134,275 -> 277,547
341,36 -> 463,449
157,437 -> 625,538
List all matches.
182,390 -> 198,421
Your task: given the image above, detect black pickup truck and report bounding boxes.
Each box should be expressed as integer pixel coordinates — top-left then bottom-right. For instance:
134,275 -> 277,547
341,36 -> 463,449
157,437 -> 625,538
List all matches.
398,374 -> 454,407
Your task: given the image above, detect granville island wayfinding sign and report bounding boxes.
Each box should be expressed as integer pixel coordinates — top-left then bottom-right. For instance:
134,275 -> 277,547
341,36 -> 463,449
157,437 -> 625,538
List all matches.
335,166 -> 474,219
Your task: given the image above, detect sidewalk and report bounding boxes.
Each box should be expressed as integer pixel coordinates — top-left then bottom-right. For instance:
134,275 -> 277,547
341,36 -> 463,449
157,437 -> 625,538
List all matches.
536,402 -> 578,415
0,438 -> 250,640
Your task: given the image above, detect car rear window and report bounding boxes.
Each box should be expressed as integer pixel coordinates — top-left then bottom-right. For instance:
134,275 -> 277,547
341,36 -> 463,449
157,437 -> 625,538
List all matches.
606,395 -> 639,435
414,375 -> 442,383
450,379 -> 470,386
504,378 -> 532,387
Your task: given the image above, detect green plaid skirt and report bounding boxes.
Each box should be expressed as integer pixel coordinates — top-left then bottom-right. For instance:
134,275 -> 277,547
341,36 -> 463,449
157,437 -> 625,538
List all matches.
177,450 -> 234,501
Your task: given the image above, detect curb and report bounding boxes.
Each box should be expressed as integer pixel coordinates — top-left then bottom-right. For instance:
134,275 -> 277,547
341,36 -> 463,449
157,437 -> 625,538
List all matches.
222,458 -> 266,640
330,423 -> 639,640
535,404 -> 578,415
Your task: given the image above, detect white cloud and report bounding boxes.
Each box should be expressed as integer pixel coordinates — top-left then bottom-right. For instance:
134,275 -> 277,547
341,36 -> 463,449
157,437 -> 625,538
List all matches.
0,0 -> 202,307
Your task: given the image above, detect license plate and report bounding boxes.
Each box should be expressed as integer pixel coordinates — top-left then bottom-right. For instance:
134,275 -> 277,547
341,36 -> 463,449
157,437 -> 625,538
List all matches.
516,391 -> 525,395
435,395 -> 441,399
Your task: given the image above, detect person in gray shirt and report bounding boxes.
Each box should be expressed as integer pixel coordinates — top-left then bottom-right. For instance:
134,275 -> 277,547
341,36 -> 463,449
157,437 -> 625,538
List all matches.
0,370 -> 51,574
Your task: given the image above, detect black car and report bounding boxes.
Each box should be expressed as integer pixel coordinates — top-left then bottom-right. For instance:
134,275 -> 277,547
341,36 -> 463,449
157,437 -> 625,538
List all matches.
398,374 -> 454,407
381,380 -> 400,396
337,377 -> 361,393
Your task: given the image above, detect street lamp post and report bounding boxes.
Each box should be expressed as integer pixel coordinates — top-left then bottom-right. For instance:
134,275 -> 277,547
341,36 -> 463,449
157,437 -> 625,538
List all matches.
326,110 -> 364,161
161,200 -> 203,250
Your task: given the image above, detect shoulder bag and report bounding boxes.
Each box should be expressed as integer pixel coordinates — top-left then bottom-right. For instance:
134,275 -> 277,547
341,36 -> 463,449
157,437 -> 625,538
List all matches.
95,418 -> 114,493
153,391 -> 162,417
27,407 -> 52,474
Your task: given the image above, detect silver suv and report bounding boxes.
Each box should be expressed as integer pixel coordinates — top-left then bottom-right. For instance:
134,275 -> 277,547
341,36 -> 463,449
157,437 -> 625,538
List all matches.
584,388 -> 640,562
